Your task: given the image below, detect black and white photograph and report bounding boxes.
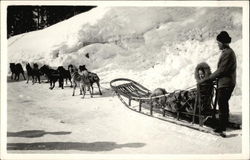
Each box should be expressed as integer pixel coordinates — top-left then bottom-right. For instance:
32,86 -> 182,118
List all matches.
1,1 -> 249,160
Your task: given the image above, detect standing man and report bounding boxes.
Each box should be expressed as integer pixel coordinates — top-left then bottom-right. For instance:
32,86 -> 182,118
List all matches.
199,31 -> 237,133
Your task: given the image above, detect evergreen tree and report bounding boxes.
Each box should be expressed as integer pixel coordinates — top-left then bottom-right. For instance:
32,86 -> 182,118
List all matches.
7,6 -> 96,38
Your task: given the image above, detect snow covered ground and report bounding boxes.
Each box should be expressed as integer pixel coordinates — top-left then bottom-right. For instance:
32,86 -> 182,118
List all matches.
4,5 -> 246,157
7,80 -> 241,154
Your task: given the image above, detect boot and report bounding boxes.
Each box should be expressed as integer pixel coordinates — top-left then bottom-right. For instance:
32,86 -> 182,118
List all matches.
214,114 -> 228,133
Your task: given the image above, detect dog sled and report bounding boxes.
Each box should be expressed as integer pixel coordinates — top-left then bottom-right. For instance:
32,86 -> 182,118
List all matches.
110,78 -> 241,137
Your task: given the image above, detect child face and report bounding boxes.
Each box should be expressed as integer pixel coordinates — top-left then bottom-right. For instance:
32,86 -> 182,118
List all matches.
198,70 -> 205,79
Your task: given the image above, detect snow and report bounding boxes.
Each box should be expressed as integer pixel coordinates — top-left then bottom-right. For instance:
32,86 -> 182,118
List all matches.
7,81 -> 242,154
8,7 -> 242,94
6,6 -> 244,155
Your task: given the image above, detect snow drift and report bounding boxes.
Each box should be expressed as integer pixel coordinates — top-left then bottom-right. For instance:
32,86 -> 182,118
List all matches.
8,7 -> 242,95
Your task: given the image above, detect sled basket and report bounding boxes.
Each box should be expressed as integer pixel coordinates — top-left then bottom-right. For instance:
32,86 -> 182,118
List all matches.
110,78 -> 152,101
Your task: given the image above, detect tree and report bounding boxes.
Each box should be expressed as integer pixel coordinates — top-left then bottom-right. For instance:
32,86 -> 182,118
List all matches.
7,6 -> 96,38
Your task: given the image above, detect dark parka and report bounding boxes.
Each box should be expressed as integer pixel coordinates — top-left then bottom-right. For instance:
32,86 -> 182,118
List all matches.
208,46 -> 237,89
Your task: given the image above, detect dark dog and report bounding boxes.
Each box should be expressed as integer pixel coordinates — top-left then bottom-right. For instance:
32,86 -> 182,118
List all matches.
33,63 -> 41,83
57,66 -> 72,87
26,63 -> 41,84
40,65 -> 63,90
88,72 -> 102,95
9,63 -> 26,80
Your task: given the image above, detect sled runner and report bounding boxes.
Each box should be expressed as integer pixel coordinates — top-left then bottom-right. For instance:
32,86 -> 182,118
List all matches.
110,78 -> 240,137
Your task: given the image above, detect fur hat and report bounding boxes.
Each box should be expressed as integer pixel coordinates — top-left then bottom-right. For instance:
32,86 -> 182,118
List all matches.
195,62 -> 212,81
216,31 -> 231,44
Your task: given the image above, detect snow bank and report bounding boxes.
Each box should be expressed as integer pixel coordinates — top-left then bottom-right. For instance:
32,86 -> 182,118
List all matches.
8,7 -> 242,95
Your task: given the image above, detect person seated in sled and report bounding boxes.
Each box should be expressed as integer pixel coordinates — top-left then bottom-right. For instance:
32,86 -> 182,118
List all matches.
194,62 -> 214,114
150,63 -> 213,116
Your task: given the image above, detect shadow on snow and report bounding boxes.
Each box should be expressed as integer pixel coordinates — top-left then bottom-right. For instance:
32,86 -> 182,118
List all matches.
7,141 -> 146,151
7,130 -> 71,138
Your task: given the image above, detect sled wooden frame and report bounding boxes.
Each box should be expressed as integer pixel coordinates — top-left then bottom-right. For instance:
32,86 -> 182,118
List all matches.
110,78 -> 219,131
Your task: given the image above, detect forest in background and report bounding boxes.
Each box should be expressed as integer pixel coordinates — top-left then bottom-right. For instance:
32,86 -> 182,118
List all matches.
7,6 -> 96,38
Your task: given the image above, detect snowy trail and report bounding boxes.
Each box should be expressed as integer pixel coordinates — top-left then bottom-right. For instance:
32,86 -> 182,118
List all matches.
7,80 -> 241,154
